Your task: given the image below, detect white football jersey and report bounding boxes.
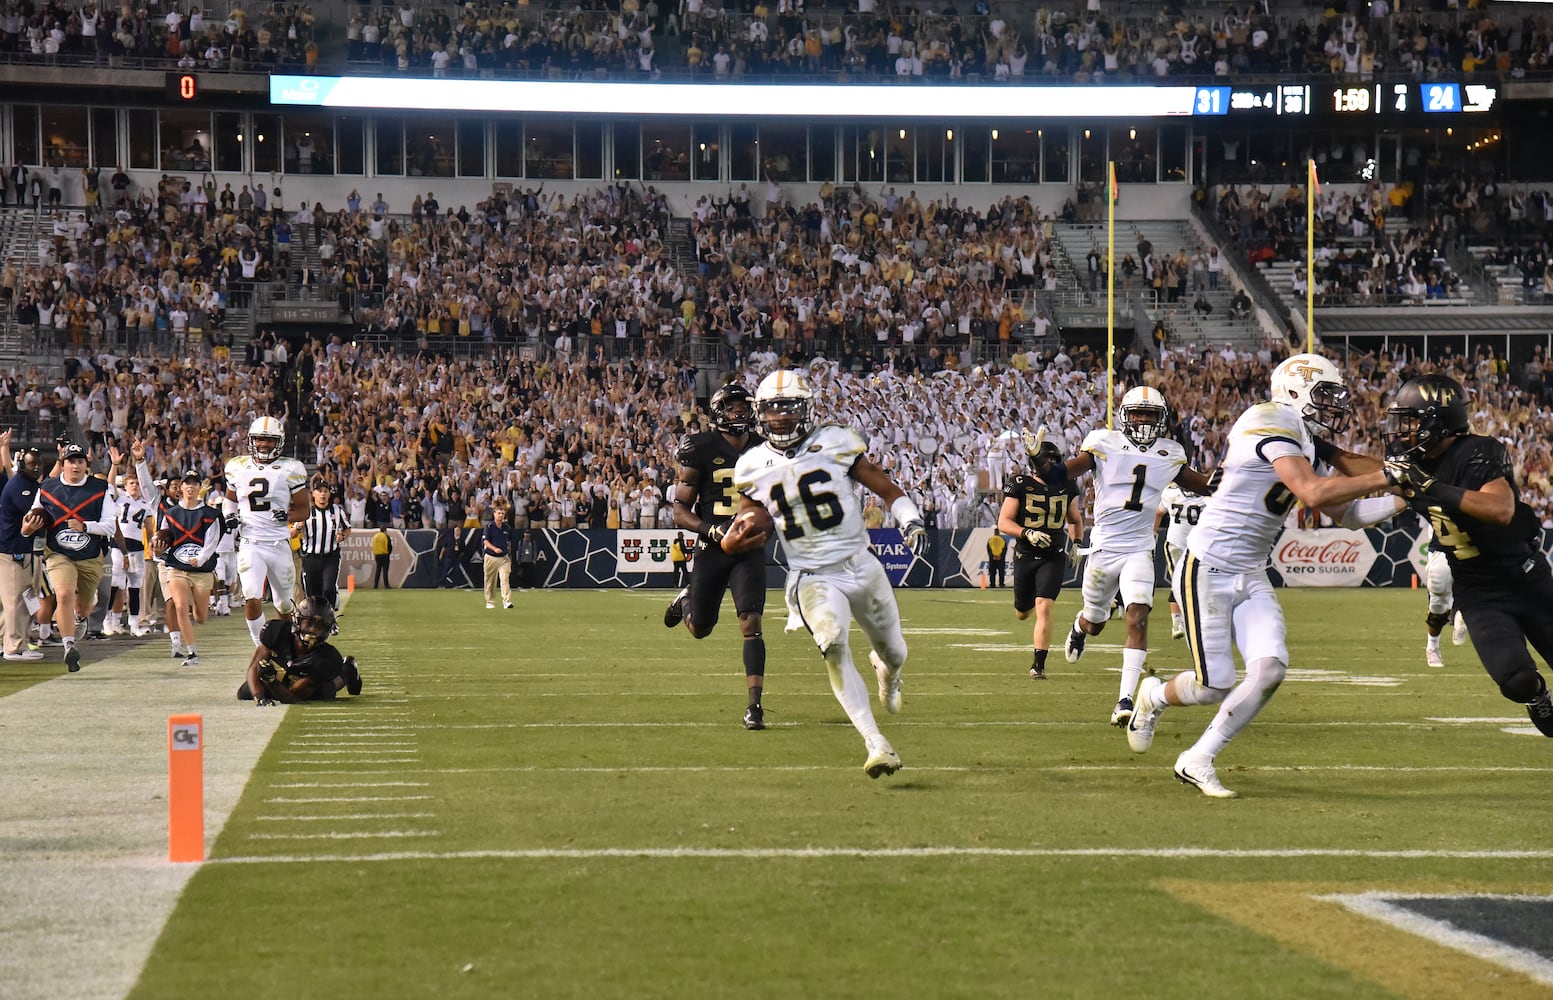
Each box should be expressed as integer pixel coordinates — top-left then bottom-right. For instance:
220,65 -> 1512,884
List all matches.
224,454 -> 307,543
1081,428 -> 1187,554
734,425 -> 869,572
1158,482 -> 1206,552
1187,401 -> 1310,573
110,483 -> 156,554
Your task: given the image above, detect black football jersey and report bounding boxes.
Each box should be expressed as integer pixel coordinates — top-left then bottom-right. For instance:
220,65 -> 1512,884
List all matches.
676,430 -> 764,524
1404,434 -> 1543,585
1004,472 -> 1079,554
258,619 -> 345,682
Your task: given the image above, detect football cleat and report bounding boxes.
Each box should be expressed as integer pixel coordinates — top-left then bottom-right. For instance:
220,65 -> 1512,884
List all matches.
1526,692 -> 1553,738
485,602 -> 495,610
663,588 -> 689,629
1451,613 -> 1468,646
871,651 -> 902,714
64,646 -> 82,673
102,619 -> 122,637
1426,646 -> 1444,669
344,656 -> 363,696
1170,615 -> 1185,640
170,646 -> 185,659
182,654 -> 201,667
130,627 -> 151,637
1064,627 -> 1087,664
1126,677 -> 1166,753
503,601 -> 513,609
4,650 -> 44,661
1110,696 -> 1135,728
1030,663 -> 1046,681
1174,751 -> 1238,798
743,703 -> 765,731
863,739 -> 902,779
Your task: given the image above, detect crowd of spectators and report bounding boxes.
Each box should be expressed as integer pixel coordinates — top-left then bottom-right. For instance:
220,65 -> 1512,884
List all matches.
0,0 -> 318,70
3,330 -> 1552,547
6,0 -> 1553,86
330,1 -> 1553,84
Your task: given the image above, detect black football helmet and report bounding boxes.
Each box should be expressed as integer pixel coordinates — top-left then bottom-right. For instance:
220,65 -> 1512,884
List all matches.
293,597 -> 338,650
1385,374 -> 1469,460
710,383 -> 754,436
1031,441 -> 1065,482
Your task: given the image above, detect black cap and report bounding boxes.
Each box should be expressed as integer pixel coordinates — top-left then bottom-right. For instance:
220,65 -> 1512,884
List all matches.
60,444 -> 88,461
181,469 -> 203,482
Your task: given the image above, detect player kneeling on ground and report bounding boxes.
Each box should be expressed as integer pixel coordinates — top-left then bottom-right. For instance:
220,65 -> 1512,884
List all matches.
237,597 -> 363,706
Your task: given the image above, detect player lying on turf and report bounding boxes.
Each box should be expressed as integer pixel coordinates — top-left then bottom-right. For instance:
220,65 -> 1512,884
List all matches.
237,597 -> 363,706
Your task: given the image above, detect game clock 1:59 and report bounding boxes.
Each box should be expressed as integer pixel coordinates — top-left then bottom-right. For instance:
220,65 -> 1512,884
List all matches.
1331,85 -> 1374,113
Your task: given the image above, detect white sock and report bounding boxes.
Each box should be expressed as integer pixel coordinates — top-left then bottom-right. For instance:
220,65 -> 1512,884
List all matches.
247,616 -> 264,645
822,644 -> 883,744
1427,634 -> 1441,652
39,624 -> 52,640
1172,612 -> 1184,630
1120,647 -> 1147,701
185,644 -> 197,656
62,636 -> 74,648
1073,612 -> 1086,634
170,630 -> 182,650
129,614 -> 140,631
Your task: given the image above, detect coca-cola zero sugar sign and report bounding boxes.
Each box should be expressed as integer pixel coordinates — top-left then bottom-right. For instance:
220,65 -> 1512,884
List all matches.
1270,528 -> 1379,587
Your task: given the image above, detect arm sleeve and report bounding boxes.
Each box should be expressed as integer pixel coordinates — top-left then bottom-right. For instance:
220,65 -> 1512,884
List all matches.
85,494 -> 120,538
1334,496 -> 1404,529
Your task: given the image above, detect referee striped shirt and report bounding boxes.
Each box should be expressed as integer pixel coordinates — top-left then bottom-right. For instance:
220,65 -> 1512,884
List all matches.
299,502 -> 349,555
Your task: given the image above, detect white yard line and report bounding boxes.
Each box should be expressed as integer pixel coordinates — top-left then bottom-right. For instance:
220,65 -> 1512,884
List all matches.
0,623 -> 284,1000
206,845 -> 1550,866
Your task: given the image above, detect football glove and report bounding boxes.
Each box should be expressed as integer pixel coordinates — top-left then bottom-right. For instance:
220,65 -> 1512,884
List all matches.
222,514 -> 240,532
901,520 -> 927,556
1022,528 -> 1052,551
255,697 -> 277,708
699,520 -> 730,545
258,658 -> 288,684
1383,460 -> 1435,498
271,509 -> 290,523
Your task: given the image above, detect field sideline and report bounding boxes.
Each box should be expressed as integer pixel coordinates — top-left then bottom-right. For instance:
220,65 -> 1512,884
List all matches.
4,586 -> 1550,999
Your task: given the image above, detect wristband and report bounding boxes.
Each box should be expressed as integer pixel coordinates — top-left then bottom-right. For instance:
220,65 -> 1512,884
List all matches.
1425,481 -> 1467,509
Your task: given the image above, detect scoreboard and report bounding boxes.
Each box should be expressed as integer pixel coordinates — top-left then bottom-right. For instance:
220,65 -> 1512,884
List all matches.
270,75 -> 1498,121
1192,82 -> 1497,119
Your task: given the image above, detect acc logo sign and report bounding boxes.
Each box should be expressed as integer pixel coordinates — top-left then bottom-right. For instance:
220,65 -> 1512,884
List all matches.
53,529 -> 91,552
173,542 -> 205,565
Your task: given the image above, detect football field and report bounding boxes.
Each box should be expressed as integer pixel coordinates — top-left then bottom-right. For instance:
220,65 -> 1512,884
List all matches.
7,586 -> 1551,999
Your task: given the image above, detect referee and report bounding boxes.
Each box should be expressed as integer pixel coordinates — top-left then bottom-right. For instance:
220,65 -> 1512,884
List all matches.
297,477 -> 350,611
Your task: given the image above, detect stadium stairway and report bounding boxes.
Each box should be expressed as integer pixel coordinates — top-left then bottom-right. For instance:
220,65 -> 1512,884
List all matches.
0,206 -> 45,363
666,217 -> 697,276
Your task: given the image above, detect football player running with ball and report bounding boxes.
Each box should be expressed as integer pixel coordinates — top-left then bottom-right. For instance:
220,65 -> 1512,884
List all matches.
1060,386 -> 1214,728
996,427 -> 1084,680
1382,374 -> 1553,737
663,382 -> 772,730
730,370 -> 927,778
1129,354 -> 1402,797
223,417 -> 310,645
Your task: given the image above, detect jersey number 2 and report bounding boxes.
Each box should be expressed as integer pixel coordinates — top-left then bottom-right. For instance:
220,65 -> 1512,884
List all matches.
247,477 -> 272,512
770,470 -> 842,540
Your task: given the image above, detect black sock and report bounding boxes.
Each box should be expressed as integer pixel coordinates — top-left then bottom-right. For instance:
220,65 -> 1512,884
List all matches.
1032,648 -> 1048,671
748,684 -> 763,707
744,635 -> 765,704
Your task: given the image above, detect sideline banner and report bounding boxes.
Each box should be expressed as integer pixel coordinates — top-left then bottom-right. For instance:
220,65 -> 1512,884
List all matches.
615,530 -> 683,575
1269,528 -> 1378,587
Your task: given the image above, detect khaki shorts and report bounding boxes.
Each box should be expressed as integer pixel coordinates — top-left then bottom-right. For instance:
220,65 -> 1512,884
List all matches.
45,552 -> 104,600
167,569 -> 215,594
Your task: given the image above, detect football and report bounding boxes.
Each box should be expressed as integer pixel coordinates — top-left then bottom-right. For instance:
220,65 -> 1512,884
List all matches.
154,528 -> 176,552
721,505 -> 775,555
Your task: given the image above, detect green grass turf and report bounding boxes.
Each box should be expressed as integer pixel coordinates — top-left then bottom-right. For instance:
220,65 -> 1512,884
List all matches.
129,587 -> 1547,999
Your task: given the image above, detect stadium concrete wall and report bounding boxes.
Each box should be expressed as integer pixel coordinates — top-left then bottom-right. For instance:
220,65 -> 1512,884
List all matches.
337,525 -> 1553,591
